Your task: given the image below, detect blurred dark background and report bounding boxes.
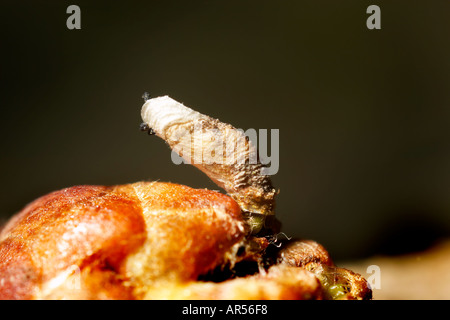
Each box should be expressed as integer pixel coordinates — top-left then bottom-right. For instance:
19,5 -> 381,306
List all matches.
1,0 -> 449,260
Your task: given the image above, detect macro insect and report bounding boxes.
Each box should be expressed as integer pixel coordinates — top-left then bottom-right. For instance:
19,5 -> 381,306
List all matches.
139,94 -> 278,234
139,122 -> 155,135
